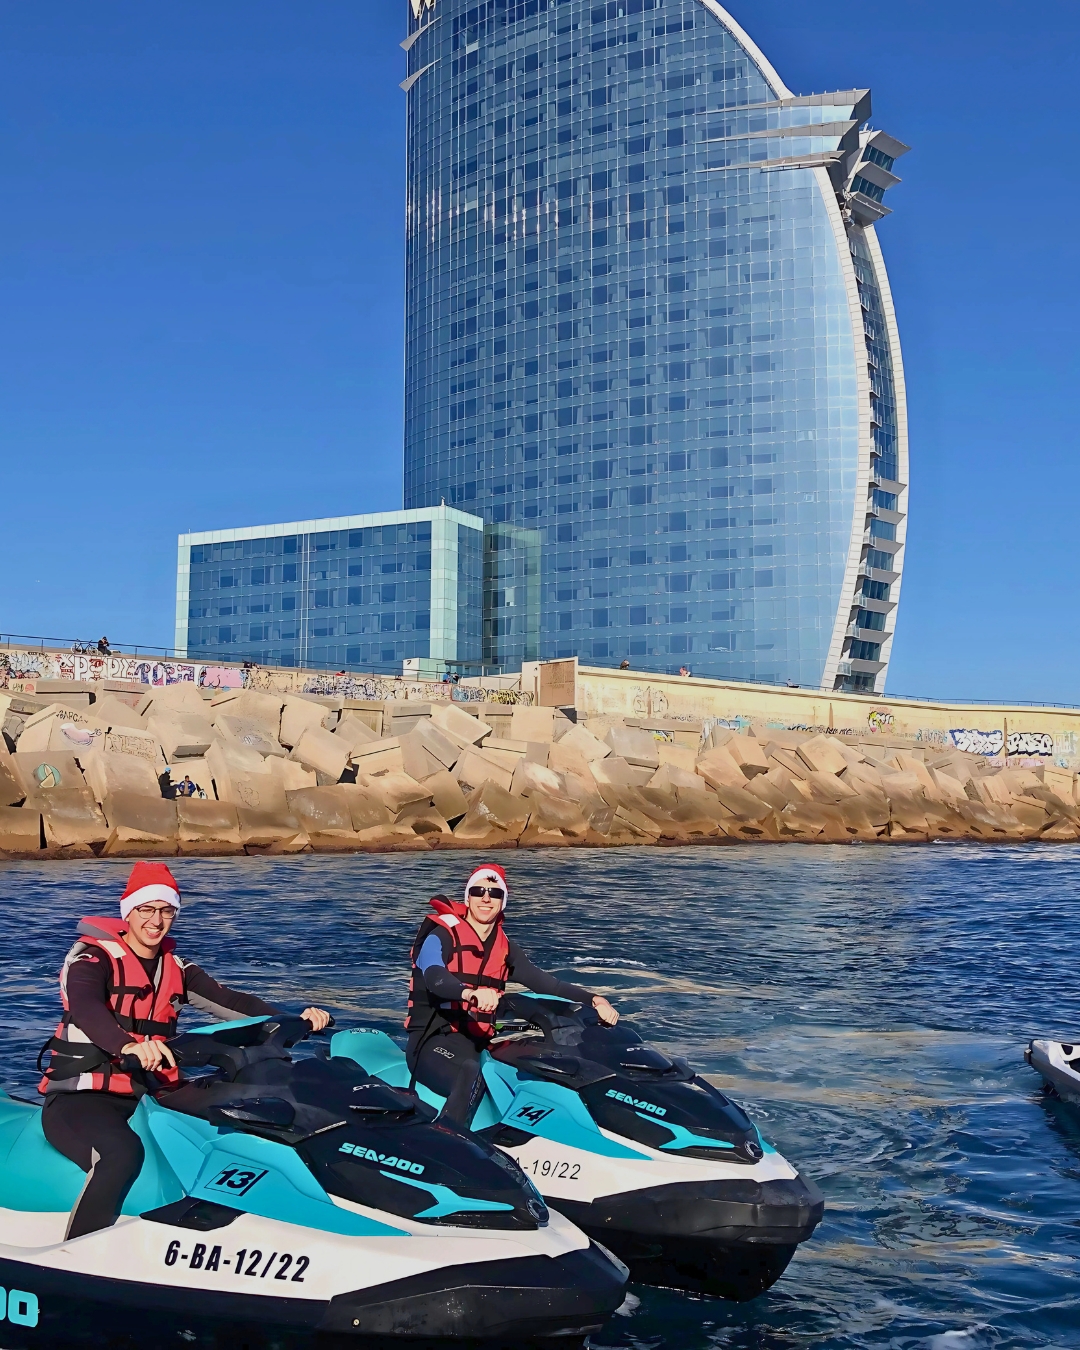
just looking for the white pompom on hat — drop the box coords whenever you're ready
[464,863,509,912]
[120,861,181,920]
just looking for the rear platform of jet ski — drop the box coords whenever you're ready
[1026,1039,1080,1106]
[0,1014,627,1348]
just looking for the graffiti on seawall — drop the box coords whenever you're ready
[867,709,894,732]
[0,647,532,705]
[950,728,1005,756]
[632,686,670,717]
[1006,731,1054,758]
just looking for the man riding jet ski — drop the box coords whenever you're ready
[336,867,824,1301]
[405,865,618,1125]
[36,860,331,1239]
[1026,1039,1080,1106]
[0,863,627,1346]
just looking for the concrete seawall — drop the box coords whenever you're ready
[0,649,1078,857]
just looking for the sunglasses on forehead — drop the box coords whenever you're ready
[468,885,506,901]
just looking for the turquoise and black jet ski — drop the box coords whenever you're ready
[0,1015,627,1348]
[336,995,824,1301]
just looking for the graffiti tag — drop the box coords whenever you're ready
[867,710,893,731]
[949,728,1005,756]
[1006,731,1053,758]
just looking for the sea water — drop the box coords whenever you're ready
[2,844,1079,1349]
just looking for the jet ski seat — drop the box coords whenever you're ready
[331,1030,447,1111]
[0,1089,185,1222]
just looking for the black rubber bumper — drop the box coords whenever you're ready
[550,1175,825,1299]
[554,1173,825,1245]
[318,1241,628,1340]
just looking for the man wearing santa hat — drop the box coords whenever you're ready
[38,861,331,1240]
[405,863,618,1124]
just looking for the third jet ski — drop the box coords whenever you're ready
[0,1014,627,1348]
[1026,1038,1080,1106]
[336,996,823,1301]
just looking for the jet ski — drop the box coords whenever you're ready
[0,1014,627,1348]
[1025,1039,1080,1106]
[336,995,824,1301]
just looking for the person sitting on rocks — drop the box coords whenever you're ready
[405,864,617,1125]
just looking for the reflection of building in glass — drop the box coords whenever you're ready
[483,523,542,668]
[176,507,484,673]
[401,0,909,691]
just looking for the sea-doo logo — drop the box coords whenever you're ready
[606,1089,667,1117]
[339,1142,425,1175]
[515,1103,554,1126]
[0,1289,38,1329]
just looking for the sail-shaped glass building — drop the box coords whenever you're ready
[401,0,908,691]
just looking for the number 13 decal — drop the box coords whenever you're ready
[207,1166,268,1196]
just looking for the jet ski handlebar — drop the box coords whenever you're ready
[120,1014,337,1081]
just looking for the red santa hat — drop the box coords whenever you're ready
[120,861,181,920]
[464,863,509,912]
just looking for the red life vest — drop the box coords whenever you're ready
[38,916,186,1097]
[406,896,511,1042]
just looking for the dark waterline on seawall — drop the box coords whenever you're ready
[2,845,1080,1349]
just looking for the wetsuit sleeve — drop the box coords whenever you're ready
[178,963,280,1021]
[65,953,134,1056]
[417,929,469,1002]
[505,938,595,1005]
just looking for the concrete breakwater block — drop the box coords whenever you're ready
[176,799,244,854]
[290,725,350,781]
[5,684,1080,859]
[31,790,110,848]
[0,753,24,807]
[146,711,214,760]
[0,805,42,853]
[83,749,162,803]
[101,793,178,857]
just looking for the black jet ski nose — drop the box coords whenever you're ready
[619,1046,675,1074]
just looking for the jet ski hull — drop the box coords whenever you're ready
[0,1244,623,1349]
[0,1015,628,1348]
[335,1010,824,1303]
[1026,1039,1080,1106]
[551,1174,824,1300]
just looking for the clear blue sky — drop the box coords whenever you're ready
[2,1,1076,703]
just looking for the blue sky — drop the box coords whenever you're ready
[1,1,1076,703]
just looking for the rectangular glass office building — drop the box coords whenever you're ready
[400,0,909,691]
[176,507,484,673]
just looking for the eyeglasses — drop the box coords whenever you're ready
[468,886,506,901]
[130,904,178,919]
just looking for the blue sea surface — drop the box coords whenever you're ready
[2,844,1079,1349]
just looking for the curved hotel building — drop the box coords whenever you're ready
[401,0,908,691]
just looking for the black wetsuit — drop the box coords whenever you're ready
[42,950,277,1239]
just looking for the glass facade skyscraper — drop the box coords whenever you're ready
[401,0,908,691]
[176,507,484,674]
